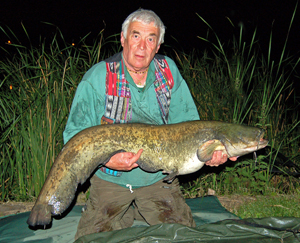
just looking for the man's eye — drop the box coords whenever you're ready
[133,34,139,38]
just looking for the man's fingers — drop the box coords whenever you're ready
[136,149,143,158]
[129,149,143,168]
[205,151,228,166]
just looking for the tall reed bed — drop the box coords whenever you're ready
[0,26,116,201]
[178,13,300,196]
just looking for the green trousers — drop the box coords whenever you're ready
[75,175,195,240]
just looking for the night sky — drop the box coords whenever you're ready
[0,0,299,59]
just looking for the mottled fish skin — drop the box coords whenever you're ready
[27,121,268,227]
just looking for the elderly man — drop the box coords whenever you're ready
[63,9,236,240]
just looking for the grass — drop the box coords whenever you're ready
[236,194,300,218]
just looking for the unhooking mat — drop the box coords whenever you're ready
[0,196,300,243]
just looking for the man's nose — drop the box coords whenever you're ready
[139,39,146,50]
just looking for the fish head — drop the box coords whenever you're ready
[197,123,268,162]
[219,124,268,157]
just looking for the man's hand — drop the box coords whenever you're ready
[205,151,238,167]
[105,149,143,171]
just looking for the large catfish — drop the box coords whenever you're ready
[27,121,268,227]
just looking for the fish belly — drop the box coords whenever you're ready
[178,154,205,175]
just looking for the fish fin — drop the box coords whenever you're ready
[163,171,178,183]
[137,159,160,173]
[102,149,127,165]
[197,140,226,162]
[27,203,52,227]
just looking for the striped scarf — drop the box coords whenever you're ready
[101,56,174,125]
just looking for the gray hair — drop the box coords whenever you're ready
[122,9,166,45]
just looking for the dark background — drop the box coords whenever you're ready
[0,0,299,59]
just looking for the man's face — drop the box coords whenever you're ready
[121,21,160,71]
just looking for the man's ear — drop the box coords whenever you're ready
[156,44,161,53]
[120,32,125,47]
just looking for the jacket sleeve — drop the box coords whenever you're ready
[166,57,200,124]
[63,63,106,144]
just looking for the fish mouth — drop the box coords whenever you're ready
[225,130,268,157]
[241,138,268,160]
[257,129,268,149]
[245,137,268,152]
[257,137,268,149]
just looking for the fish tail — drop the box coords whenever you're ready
[27,203,52,227]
